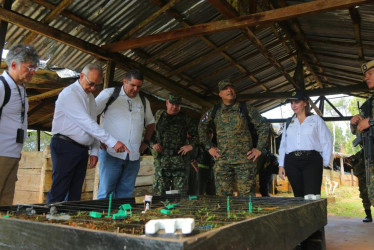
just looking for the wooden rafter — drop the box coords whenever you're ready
[119,0,181,41]
[238,82,367,100]
[23,0,74,44]
[208,0,298,91]
[349,7,364,60]
[102,0,372,51]
[0,7,213,108]
[143,0,267,93]
[29,0,101,32]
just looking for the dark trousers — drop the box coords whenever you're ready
[284,151,323,197]
[198,167,216,195]
[47,136,89,203]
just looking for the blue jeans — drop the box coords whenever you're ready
[97,150,140,199]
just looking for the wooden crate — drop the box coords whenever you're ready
[13,146,96,204]
[14,148,155,204]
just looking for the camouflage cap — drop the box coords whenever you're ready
[287,90,308,102]
[361,60,374,74]
[167,92,182,104]
[218,79,234,92]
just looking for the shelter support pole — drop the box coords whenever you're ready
[0,0,13,60]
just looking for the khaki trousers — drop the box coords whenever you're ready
[0,156,20,205]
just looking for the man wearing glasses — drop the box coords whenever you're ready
[47,63,128,203]
[95,69,155,199]
[0,44,40,205]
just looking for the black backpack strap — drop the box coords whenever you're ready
[211,103,220,121]
[0,76,11,120]
[239,101,258,148]
[101,86,121,114]
[139,92,146,114]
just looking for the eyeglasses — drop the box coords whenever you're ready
[84,74,96,87]
[24,65,39,72]
[127,100,132,112]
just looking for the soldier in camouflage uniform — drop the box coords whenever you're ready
[151,93,198,195]
[347,150,372,222]
[198,80,269,196]
[350,59,374,222]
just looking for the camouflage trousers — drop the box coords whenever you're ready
[353,150,371,209]
[367,163,374,208]
[213,161,256,196]
[152,155,188,195]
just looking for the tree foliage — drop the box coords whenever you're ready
[22,130,52,152]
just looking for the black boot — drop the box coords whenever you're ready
[363,209,372,223]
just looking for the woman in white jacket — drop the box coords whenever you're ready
[278,90,333,197]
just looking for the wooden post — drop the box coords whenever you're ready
[340,157,344,185]
[0,0,13,60]
[104,60,115,89]
[37,129,41,151]
[350,169,354,186]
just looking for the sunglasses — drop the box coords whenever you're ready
[84,74,96,87]
[24,65,39,72]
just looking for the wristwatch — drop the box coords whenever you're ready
[369,118,374,127]
[142,139,150,146]
[205,144,212,150]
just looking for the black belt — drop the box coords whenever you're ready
[289,150,318,157]
[54,134,88,149]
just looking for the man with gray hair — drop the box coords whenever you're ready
[47,63,128,203]
[0,44,40,205]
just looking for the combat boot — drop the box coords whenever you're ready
[363,209,372,223]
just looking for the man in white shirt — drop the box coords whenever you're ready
[47,64,128,203]
[96,69,155,199]
[0,44,40,205]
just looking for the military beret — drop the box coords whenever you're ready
[167,92,181,104]
[218,79,234,92]
[361,60,374,74]
[287,90,308,102]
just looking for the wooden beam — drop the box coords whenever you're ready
[102,0,373,51]
[28,87,64,102]
[23,0,74,44]
[0,7,213,108]
[238,82,368,100]
[0,0,12,60]
[29,0,101,32]
[349,7,364,60]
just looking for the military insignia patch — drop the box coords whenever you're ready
[201,112,209,122]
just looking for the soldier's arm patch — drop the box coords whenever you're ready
[201,112,209,122]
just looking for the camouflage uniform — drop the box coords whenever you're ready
[351,95,374,208]
[199,101,269,196]
[151,109,198,195]
[350,150,371,210]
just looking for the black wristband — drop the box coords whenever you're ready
[142,139,150,146]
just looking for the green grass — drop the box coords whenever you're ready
[275,185,366,218]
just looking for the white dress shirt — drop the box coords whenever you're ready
[278,114,333,166]
[0,71,28,158]
[96,87,155,161]
[51,80,117,156]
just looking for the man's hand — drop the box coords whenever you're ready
[89,155,98,169]
[178,145,193,156]
[152,143,163,153]
[247,148,261,162]
[208,147,221,160]
[278,166,286,180]
[357,118,370,132]
[350,114,363,126]
[113,141,130,153]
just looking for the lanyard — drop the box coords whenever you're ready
[15,83,26,125]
